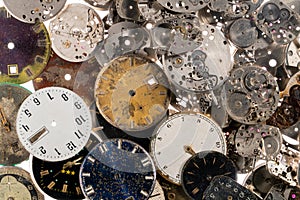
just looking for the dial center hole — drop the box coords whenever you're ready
[7,42,15,50]
[129,90,136,96]
[64,74,71,81]
[51,121,57,127]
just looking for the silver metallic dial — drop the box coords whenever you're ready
[49,3,104,62]
[3,0,66,23]
[151,113,226,184]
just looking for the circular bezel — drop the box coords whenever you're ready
[16,87,92,161]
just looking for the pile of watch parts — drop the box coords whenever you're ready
[0,0,300,199]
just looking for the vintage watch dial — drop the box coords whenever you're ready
[3,0,66,23]
[49,3,104,62]
[16,87,92,161]
[151,113,226,184]
[0,7,51,84]
[181,151,237,199]
[80,138,156,200]
[0,83,31,165]
[0,166,44,200]
[95,55,170,132]
[31,132,101,199]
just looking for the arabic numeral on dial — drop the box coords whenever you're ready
[61,93,69,101]
[24,109,32,117]
[167,123,171,128]
[66,141,77,151]
[33,98,40,105]
[47,92,54,100]
[22,125,30,132]
[74,102,82,109]
[74,130,83,139]
[54,148,61,155]
[176,173,180,179]
[216,142,221,148]
[75,115,86,125]
[210,128,215,132]
[39,146,46,154]
[28,185,33,190]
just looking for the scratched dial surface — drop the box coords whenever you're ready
[0,7,51,84]
[0,83,31,165]
[31,133,101,199]
[151,113,226,185]
[95,55,170,132]
[80,139,156,200]
[3,0,66,23]
[49,3,104,62]
[16,87,92,162]
[0,166,44,200]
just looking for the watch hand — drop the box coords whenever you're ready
[184,145,196,156]
[63,156,83,169]
[0,106,10,132]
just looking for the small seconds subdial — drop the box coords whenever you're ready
[16,87,92,161]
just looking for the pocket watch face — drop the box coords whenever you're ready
[0,7,51,84]
[95,55,170,132]
[181,151,237,199]
[151,113,226,184]
[16,87,92,161]
[31,132,101,199]
[0,83,31,165]
[80,138,156,200]
[0,166,44,200]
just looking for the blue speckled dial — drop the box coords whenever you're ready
[80,138,156,200]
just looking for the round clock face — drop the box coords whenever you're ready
[80,138,156,200]
[0,7,51,84]
[94,55,170,132]
[31,132,101,199]
[0,166,44,200]
[49,3,104,62]
[0,83,31,165]
[181,151,237,199]
[151,113,226,184]
[16,87,92,161]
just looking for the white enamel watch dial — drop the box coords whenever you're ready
[16,87,92,161]
[151,113,226,184]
